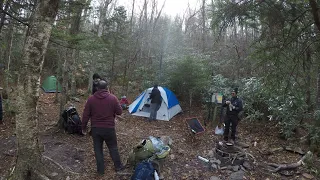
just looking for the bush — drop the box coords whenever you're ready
[306,110,320,155]
[167,56,210,102]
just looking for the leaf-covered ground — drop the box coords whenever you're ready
[0,92,318,180]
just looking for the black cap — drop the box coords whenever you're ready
[93,73,101,80]
[232,88,238,94]
[98,80,108,90]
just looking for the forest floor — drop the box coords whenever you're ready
[0,92,319,180]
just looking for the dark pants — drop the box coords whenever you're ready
[149,103,161,120]
[91,127,122,174]
[223,114,238,141]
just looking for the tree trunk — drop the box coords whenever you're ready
[97,0,112,37]
[0,0,9,34]
[305,47,312,112]
[201,0,206,53]
[309,0,320,109]
[5,22,14,95]
[13,0,59,179]
[69,0,85,96]
[58,50,70,129]
[70,49,77,96]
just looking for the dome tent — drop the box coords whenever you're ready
[41,76,62,93]
[128,86,182,121]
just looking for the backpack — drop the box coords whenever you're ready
[62,107,82,134]
[131,161,155,180]
[128,139,155,166]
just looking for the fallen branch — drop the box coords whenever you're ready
[284,146,305,155]
[245,152,256,164]
[260,147,284,155]
[267,151,312,172]
[33,170,50,180]
[42,155,80,175]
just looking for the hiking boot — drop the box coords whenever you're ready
[116,166,131,175]
[115,165,125,172]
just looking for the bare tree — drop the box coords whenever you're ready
[13,0,59,179]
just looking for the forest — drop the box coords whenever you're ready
[1,0,320,179]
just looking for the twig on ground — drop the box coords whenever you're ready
[245,152,256,164]
[42,155,80,175]
[267,151,312,172]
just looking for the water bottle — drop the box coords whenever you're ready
[154,170,159,180]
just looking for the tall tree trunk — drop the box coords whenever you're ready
[201,0,206,53]
[0,0,9,34]
[97,0,112,37]
[13,0,59,179]
[5,22,14,95]
[58,49,70,129]
[305,47,312,112]
[309,0,320,109]
[69,0,85,96]
[70,49,77,96]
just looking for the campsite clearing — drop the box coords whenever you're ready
[0,92,317,180]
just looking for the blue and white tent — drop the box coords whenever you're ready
[128,87,182,121]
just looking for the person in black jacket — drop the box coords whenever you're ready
[149,85,162,121]
[92,73,101,95]
[222,88,243,144]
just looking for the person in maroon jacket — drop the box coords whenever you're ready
[82,80,124,175]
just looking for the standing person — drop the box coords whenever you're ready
[82,80,124,175]
[92,73,101,95]
[149,84,162,121]
[222,88,243,145]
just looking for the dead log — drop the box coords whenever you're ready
[267,151,312,172]
[260,147,284,155]
[284,146,305,155]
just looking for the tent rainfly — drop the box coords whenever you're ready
[128,86,182,121]
[41,76,62,93]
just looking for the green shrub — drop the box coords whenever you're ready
[167,56,210,102]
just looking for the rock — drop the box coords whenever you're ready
[71,97,80,102]
[211,164,218,170]
[230,170,244,180]
[236,141,249,148]
[232,165,240,172]
[170,154,175,160]
[302,173,314,179]
[210,176,221,180]
[177,148,185,155]
[242,161,253,170]
[66,176,70,180]
[207,150,214,158]
[50,172,58,177]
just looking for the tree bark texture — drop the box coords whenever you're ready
[309,0,320,109]
[13,0,59,179]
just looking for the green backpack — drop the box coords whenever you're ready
[128,139,155,166]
